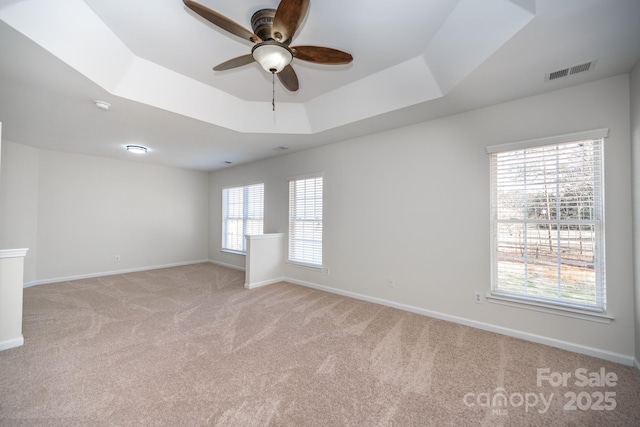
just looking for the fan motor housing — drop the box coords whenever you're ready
[251,9,289,43]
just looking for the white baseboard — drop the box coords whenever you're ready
[634,358,640,373]
[285,277,636,367]
[23,260,210,288]
[244,277,284,289]
[208,259,245,272]
[0,336,24,351]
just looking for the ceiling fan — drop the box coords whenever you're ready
[182,0,353,93]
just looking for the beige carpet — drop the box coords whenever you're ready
[1,263,639,426]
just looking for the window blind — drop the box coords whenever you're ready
[490,137,605,311]
[288,175,323,267]
[222,183,264,253]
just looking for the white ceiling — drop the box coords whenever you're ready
[1,0,639,171]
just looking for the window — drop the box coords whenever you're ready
[488,130,606,312]
[288,175,323,267]
[222,183,264,253]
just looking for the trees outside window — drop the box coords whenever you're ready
[490,136,605,311]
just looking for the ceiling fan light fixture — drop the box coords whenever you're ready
[126,145,148,154]
[252,41,293,73]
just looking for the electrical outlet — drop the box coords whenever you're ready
[323,267,330,275]
[387,278,394,288]
[114,255,121,262]
[474,291,483,304]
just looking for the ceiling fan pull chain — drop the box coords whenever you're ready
[272,71,276,111]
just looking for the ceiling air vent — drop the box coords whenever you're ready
[549,68,569,80]
[546,60,596,82]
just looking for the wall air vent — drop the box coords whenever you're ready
[546,60,596,82]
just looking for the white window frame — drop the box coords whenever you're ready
[288,173,323,268]
[486,129,609,319]
[221,183,264,254]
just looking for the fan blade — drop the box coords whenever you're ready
[183,0,261,43]
[277,65,299,92]
[272,0,309,43]
[213,54,255,71]
[292,46,353,65]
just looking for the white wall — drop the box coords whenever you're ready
[630,60,640,367]
[0,141,39,283]
[210,74,635,362]
[0,143,210,284]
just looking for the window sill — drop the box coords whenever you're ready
[486,294,614,324]
[221,249,246,256]
[286,261,323,271]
